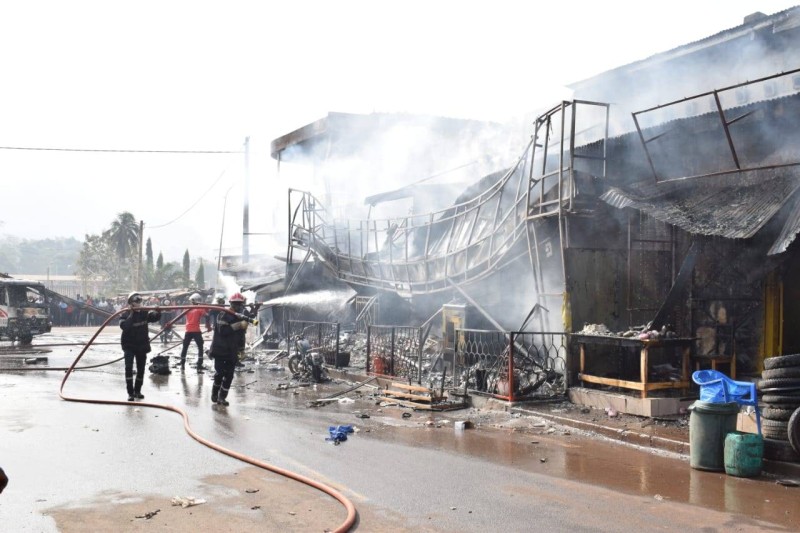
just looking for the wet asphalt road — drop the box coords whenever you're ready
[1,327,799,532]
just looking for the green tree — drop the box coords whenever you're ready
[151,261,183,289]
[195,260,205,289]
[156,252,164,270]
[103,212,139,261]
[102,212,139,289]
[0,236,82,275]
[76,234,118,294]
[145,238,154,274]
[182,250,191,287]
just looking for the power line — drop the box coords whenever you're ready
[148,167,232,229]
[0,146,242,154]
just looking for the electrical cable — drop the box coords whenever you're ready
[0,146,242,154]
[58,304,357,532]
[148,167,233,229]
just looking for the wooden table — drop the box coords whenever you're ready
[571,334,693,399]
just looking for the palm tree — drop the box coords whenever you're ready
[104,212,139,261]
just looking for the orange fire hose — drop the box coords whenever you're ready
[58,304,357,532]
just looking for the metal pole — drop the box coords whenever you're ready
[216,186,233,294]
[136,220,144,291]
[418,327,423,385]
[243,136,250,264]
[509,332,515,402]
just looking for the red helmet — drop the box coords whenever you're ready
[229,293,246,303]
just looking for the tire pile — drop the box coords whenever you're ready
[758,353,800,462]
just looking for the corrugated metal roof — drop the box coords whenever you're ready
[769,192,800,255]
[600,168,800,254]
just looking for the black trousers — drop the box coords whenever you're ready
[212,357,236,400]
[180,332,204,363]
[124,351,147,395]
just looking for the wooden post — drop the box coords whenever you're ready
[640,344,649,399]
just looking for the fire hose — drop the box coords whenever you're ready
[57,304,357,532]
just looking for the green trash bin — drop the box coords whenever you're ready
[689,400,739,471]
[724,431,763,477]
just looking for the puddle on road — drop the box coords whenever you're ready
[10,327,800,530]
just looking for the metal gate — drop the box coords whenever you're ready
[287,320,341,366]
[366,325,424,383]
[454,329,567,401]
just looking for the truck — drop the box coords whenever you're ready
[0,278,52,344]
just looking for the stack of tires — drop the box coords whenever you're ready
[758,354,800,461]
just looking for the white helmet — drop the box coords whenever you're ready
[189,293,202,303]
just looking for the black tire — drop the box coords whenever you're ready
[788,407,800,455]
[761,407,797,421]
[762,367,800,380]
[763,436,800,462]
[762,418,788,429]
[19,334,33,345]
[763,426,789,440]
[758,378,800,391]
[762,418,788,440]
[764,353,800,371]
[288,354,302,374]
[761,391,800,404]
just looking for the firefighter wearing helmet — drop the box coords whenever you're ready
[119,292,161,401]
[208,293,249,406]
[179,293,211,371]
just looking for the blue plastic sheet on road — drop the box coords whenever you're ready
[326,424,354,444]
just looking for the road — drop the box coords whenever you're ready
[0,327,798,532]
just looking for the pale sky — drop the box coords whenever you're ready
[1,1,797,263]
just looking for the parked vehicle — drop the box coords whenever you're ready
[0,279,52,344]
[288,335,326,383]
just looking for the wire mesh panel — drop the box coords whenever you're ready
[354,295,379,334]
[366,325,423,383]
[287,320,341,366]
[454,329,567,401]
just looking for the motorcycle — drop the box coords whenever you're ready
[288,336,326,383]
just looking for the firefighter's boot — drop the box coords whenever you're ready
[211,384,220,404]
[217,388,229,406]
[134,377,144,400]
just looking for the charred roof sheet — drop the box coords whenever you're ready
[600,166,800,254]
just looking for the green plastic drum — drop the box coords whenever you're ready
[689,401,739,471]
[724,431,763,477]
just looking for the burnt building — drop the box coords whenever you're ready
[272,7,800,412]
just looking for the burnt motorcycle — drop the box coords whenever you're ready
[288,336,326,383]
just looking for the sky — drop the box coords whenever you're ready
[0,0,797,265]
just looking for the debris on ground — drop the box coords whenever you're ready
[171,496,207,508]
[326,425,354,444]
[135,509,161,519]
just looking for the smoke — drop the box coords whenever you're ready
[279,113,518,221]
[217,273,242,299]
[575,17,790,138]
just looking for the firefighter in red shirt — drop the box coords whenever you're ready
[179,293,211,371]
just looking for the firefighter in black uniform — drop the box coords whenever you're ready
[119,292,161,401]
[209,292,249,406]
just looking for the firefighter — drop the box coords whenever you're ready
[119,292,161,401]
[0,466,8,494]
[179,293,211,371]
[209,293,249,406]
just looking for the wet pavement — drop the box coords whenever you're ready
[1,327,799,532]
